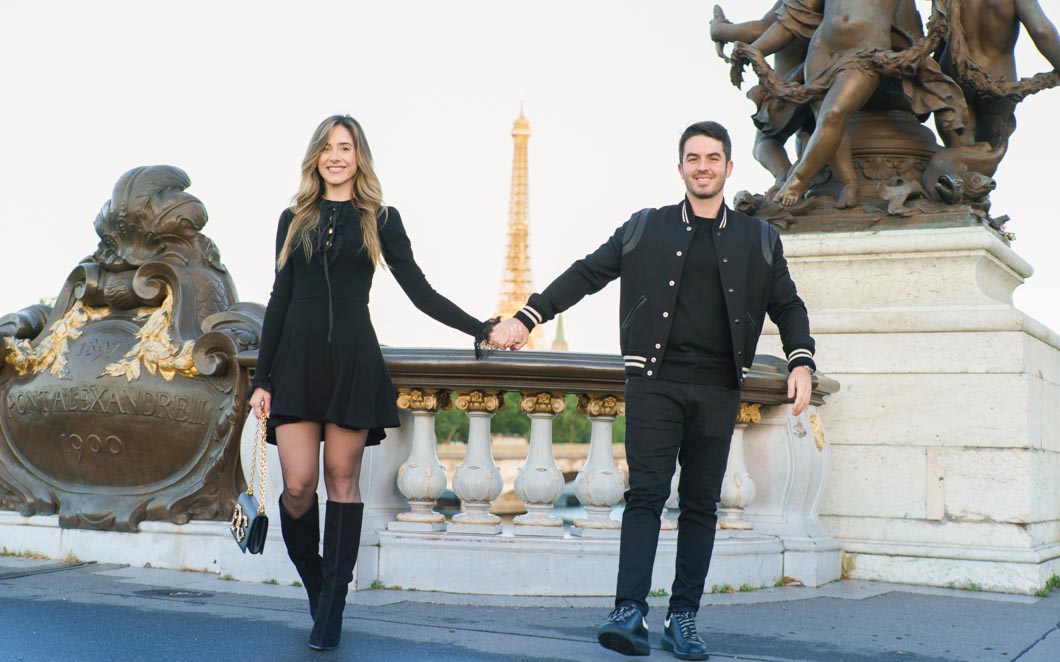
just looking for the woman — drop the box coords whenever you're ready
[249,115,493,651]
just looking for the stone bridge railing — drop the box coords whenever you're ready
[324,348,842,595]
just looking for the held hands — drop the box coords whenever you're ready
[249,387,271,419]
[787,365,812,417]
[489,317,530,350]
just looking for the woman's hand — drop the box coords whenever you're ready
[249,388,271,419]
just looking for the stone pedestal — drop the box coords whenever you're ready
[757,224,1060,594]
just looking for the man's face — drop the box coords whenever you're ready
[678,135,732,200]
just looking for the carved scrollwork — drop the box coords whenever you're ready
[576,393,625,417]
[396,388,452,412]
[520,391,566,415]
[737,402,763,425]
[192,302,266,378]
[0,304,52,340]
[454,389,505,413]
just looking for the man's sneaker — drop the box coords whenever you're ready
[597,604,651,656]
[661,611,709,660]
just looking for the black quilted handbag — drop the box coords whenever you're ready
[230,413,269,554]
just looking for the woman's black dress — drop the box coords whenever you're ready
[251,200,483,446]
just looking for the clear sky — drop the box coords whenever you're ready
[2,1,1058,355]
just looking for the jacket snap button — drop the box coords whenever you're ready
[722,258,728,263]
[647,370,653,376]
[651,357,657,363]
[716,232,721,237]
[662,312,669,318]
[655,343,661,349]
[676,251,682,257]
[686,226,692,232]
[735,319,740,324]
[728,288,734,293]
[669,280,675,286]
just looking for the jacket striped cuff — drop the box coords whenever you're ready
[786,348,816,374]
[513,305,541,331]
[624,354,647,369]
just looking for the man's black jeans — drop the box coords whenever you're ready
[615,376,741,616]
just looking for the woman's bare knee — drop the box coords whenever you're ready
[321,425,367,502]
[275,421,322,516]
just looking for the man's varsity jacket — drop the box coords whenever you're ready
[513,198,815,387]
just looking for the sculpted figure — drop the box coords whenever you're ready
[937,0,1060,155]
[731,0,968,209]
[710,3,813,199]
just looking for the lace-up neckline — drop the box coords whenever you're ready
[316,200,353,342]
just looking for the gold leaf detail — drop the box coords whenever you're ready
[737,402,762,425]
[454,390,504,413]
[520,392,566,414]
[576,393,625,417]
[396,388,452,412]
[3,301,110,379]
[810,414,826,450]
[101,285,199,382]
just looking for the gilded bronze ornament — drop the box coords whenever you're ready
[809,413,826,450]
[576,393,625,417]
[520,391,566,415]
[396,387,452,412]
[0,165,263,531]
[737,402,763,425]
[454,389,505,413]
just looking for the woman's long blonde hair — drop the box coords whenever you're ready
[277,115,387,269]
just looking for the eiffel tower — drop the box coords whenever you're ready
[496,104,543,348]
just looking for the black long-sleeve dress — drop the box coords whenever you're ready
[251,200,484,446]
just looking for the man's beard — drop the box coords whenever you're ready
[686,179,723,200]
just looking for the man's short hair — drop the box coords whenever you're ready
[679,121,732,163]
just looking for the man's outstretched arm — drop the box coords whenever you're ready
[492,222,626,350]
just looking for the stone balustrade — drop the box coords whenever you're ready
[350,348,841,595]
[0,346,842,594]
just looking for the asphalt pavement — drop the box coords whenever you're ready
[2,555,1059,661]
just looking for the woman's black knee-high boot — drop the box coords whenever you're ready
[279,497,323,620]
[308,501,363,651]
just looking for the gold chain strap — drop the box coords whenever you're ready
[247,413,269,515]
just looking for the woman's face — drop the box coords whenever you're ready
[317,124,358,199]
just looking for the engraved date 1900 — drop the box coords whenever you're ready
[63,433,123,464]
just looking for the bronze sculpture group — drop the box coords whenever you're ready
[711,0,1060,227]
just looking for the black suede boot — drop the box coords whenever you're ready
[308,501,363,651]
[280,497,323,620]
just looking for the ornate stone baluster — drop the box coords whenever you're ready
[718,403,761,530]
[448,389,505,535]
[513,392,566,537]
[571,393,625,538]
[388,388,451,532]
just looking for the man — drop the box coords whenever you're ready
[491,122,815,660]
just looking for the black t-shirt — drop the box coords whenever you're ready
[658,208,738,387]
